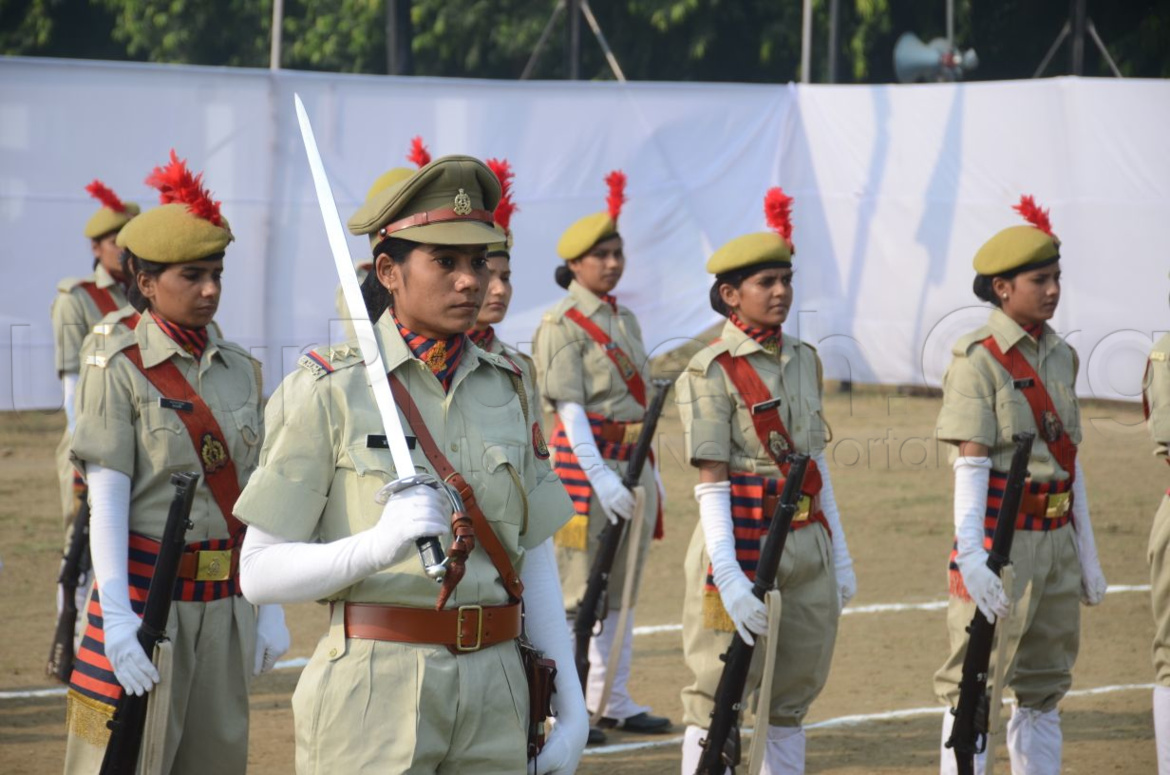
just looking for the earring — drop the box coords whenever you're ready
[1001,294,1008,300]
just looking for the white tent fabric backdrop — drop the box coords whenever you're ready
[2,57,1167,411]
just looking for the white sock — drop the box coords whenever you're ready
[586,608,650,719]
[681,725,715,775]
[939,710,988,775]
[1155,686,1170,775]
[1006,707,1061,775]
[762,725,805,775]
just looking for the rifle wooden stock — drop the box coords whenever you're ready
[695,454,811,775]
[573,379,672,692]
[99,471,200,775]
[946,432,1036,775]
[47,490,92,683]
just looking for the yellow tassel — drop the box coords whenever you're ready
[703,589,736,632]
[66,690,114,747]
[555,514,590,551]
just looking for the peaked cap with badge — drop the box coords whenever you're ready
[556,170,627,260]
[348,154,502,248]
[973,195,1061,277]
[83,180,140,239]
[707,187,796,276]
[117,150,233,264]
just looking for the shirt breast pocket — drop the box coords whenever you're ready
[470,443,527,542]
[139,400,193,465]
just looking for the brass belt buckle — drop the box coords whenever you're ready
[456,605,484,651]
[792,495,811,523]
[1045,492,1071,518]
[195,550,232,581]
[622,423,643,445]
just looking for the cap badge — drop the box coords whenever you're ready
[453,188,472,216]
[767,430,791,463]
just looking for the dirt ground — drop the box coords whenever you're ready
[0,388,1160,773]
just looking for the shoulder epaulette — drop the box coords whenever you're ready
[1151,333,1170,361]
[687,340,732,375]
[782,332,817,354]
[56,276,87,294]
[83,310,139,369]
[543,296,578,324]
[297,343,363,380]
[951,326,993,357]
[480,347,523,376]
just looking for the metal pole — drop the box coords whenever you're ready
[827,0,839,83]
[567,0,581,80]
[1070,0,1086,75]
[1033,21,1070,78]
[386,0,414,75]
[580,0,626,81]
[269,0,283,70]
[1087,20,1123,77]
[946,0,954,49]
[800,0,812,83]
[521,1,565,80]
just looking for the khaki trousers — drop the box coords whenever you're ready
[1150,494,1170,686]
[63,595,256,775]
[934,524,1081,713]
[680,521,839,729]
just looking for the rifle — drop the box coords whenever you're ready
[695,453,811,775]
[100,471,200,775]
[47,489,92,682]
[945,432,1035,775]
[573,378,673,692]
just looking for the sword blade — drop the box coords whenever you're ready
[293,93,416,478]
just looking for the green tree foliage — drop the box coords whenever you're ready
[1,0,1166,82]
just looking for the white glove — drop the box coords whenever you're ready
[653,464,666,509]
[558,401,636,524]
[1071,460,1107,606]
[370,482,452,568]
[252,604,290,676]
[953,457,1010,623]
[62,372,79,433]
[696,481,768,645]
[813,452,855,608]
[86,464,159,695]
[523,539,588,775]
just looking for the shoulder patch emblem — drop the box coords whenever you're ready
[200,432,229,473]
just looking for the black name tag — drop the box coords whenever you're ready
[751,398,783,414]
[158,397,194,412]
[367,434,416,450]
[1012,378,1035,389]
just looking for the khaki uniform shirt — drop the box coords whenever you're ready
[70,309,263,540]
[1147,333,1170,459]
[936,308,1082,481]
[51,265,129,375]
[483,335,542,423]
[676,318,828,472]
[233,313,574,608]
[534,280,650,421]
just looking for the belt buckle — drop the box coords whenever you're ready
[195,550,232,581]
[622,423,643,445]
[1045,492,1071,518]
[456,605,484,651]
[792,495,811,523]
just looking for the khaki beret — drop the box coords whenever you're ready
[973,224,1060,276]
[365,167,414,201]
[557,212,616,260]
[706,232,793,275]
[116,203,233,264]
[84,202,140,239]
[348,155,501,248]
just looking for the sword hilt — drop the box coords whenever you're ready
[377,474,450,582]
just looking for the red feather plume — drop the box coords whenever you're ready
[85,180,127,213]
[764,187,794,247]
[604,170,627,223]
[144,149,224,227]
[1013,194,1054,236]
[407,136,431,168]
[486,158,518,232]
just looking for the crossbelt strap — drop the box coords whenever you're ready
[121,346,246,540]
[387,374,525,601]
[563,307,647,407]
[79,281,120,316]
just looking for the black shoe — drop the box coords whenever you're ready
[597,711,673,734]
[587,726,608,746]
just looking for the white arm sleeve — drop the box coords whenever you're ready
[239,525,387,605]
[695,481,742,591]
[952,456,993,573]
[557,401,608,483]
[813,451,850,566]
[62,372,79,433]
[87,464,134,624]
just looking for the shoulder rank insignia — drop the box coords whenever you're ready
[298,351,335,379]
[1153,351,1169,362]
[85,354,110,369]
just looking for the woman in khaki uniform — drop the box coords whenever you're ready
[234,155,588,774]
[533,170,668,737]
[934,197,1107,775]
[65,153,289,774]
[1145,331,1170,773]
[676,187,855,774]
[51,182,137,535]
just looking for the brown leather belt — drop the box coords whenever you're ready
[342,601,522,653]
[1017,490,1071,520]
[761,493,820,526]
[176,547,239,582]
[597,420,643,445]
